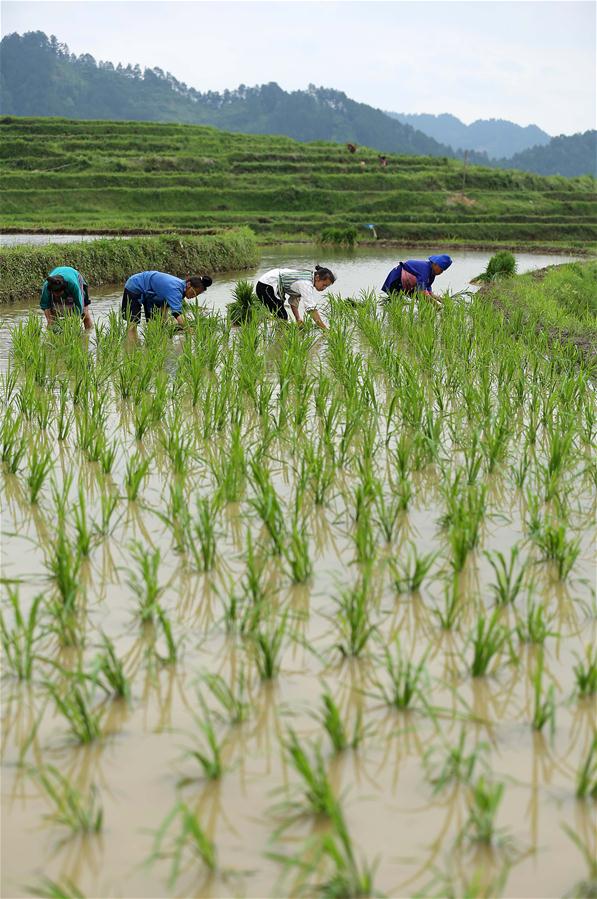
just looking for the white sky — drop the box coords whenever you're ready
[2,0,595,135]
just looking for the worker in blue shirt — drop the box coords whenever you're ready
[40,266,93,330]
[381,254,452,306]
[122,270,213,330]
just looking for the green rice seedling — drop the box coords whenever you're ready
[333,577,376,658]
[190,496,217,572]
[425,729,489,792]
[155,604,178,665]
[241,529,268,607]
[27,877,85,899]
[391,543,438,593]
[512,450,531,490]
[374,640,428,710]
[249,459,286,555]
[35,391,53,431]
[96,487,120,537]
[531,521,581,581]
[0,589,43,681]
[373,484,401,543]
[463,431,484,486]
[203,670,249,725]
[313,802,377,898]
[89,633,131,702]
[211,424,246,504]
[469,609,507,677]
[124,452,151,502]
[132,393,155,441]
[573,646,597,697]
[286,729,339,818]
[562,824,597,899]
[353,504,377,566]
[318,690,363,753]
[576,736,597,799]
[72,486,93,557]
[531,648,556,732]
[127,543,163,622]
[47,529,81,608]
[484,545,528,606]
[56,385,73,443]
[304,440,336,507]
[393,473,413,512]
[228,278,261,325]
[434,575,463,630]
[1,411,27,474]
[462,776,505,845]
[151,801,216,886]
[47,683,103,744]
[34,764,103,834]
[515,599,556,645]
[284,517,313,584]
[253,614,288,680]
[185,698,224,781]
[481,412,511,473]
[98,436,117,474]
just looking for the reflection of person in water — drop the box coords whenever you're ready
[381,254,453,307]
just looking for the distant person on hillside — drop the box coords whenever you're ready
[40,266,93,330]
[378,155,388,168]
[121,270,213,331]
[346,143,357,154]
[254,265,336,330]
[381,254,452,307]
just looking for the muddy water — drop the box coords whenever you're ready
[1,280,595,899]
[0,246,581,374]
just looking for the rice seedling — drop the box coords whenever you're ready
[190,496,218,572]
[95,487,120,537]
[285,729,339,818]
[34,765,103,834]
[461,776,505,845]
[561,824,597,899]
[151,801,217,886]
[469,610,508,677]
[425,729,489,792]
[154,605,178,665]
[434,575,463,630]
[28,877,86,899]
[531,648,556,732]
[210,424,247,504]
[0,589,43,681]
[203,671,249,725]
[89,634,131,702]
[353,504,377,566]
[284,517,313,583]
[308,802,378,898]
[318,690,363,753]
[575,736,597,800]
[373,483,401,543]
[1,411,27,474]
[185,699,224,780]
[72,486,93,557]
[531,521,581,580]
[47,683,103,744]
[46,529,81,608]
[253,614,288,680]
[515,599,556,645]
[484,545,527,606]
[124,451,151,502]
[127,542,163,622]
[573,646,597,697]
[374,640,429,710]
[333,577,376,658]
[249,459,286,556]
[391,544,438,593]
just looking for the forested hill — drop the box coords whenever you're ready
[494,131,597,178]
[0,31,453,158]
[385,112,551,159]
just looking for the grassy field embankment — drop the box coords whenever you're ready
[0,229,258,304]
[1,117,595,249]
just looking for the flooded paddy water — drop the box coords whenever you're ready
[1,245,595,898]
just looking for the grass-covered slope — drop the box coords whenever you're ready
[1,117,595,248]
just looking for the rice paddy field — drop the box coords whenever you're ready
[1,116,596,249]
[1,254,596,899]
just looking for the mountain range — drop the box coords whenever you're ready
[1,31,595,178]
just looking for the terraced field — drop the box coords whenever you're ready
[1,117,595,247]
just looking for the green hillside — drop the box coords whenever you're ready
[1,117,595,249]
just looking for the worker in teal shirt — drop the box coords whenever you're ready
[122,270,213,331]
[40,266,93,330]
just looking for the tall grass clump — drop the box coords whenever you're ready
[472,251,517,283]
[227,279,261,325]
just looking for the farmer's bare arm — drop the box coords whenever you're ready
[309,309,328,331]
[44,309,55,327]
[290,304,303,324]
[83,308,93,330]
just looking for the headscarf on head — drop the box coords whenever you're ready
[428,254,452,271]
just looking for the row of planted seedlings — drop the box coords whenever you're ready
[1,290,596,899]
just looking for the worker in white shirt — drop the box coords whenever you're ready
[254,265,336,331]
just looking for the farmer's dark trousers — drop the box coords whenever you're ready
[122,289,170,324]
[256,281,288,321]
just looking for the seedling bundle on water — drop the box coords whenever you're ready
[0,262,595,898]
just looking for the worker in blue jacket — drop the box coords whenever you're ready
[381,254,452,306]
[122,270,213,330]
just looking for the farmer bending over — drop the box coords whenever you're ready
[255,265,336,331]
[381,254,452,307]
[40,266,93,330]
[122,271,213,331]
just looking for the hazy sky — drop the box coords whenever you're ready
[2,1,595,135]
